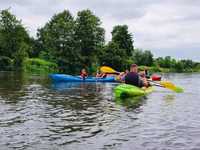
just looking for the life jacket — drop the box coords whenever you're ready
[80,72,88,79]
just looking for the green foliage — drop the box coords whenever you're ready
[99,25,134,71]
[28,38,43,58]
[155,56,174,68]
[99,42,127,71]
[0,9,31,69]
[154,56,198,72]
[37,10,81,73]
[13,42,29,68]
[75,9,105,68]
[133,49,154,66]
[0,8,199,74]
[23,58,58,74]
[112,25,134,56]
[0,56,13,71]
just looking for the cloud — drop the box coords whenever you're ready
[0,0,199,60]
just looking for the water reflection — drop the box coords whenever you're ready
[1,72,200,150]
[163,94,175,105]
[115,96,148,110]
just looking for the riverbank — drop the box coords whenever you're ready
[23,58,200,74]
[139,65,200,74]
[1,57,199,74]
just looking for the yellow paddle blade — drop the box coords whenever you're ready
[100,66,117,73]
[160,81,184,93]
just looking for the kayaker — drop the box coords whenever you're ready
[118,69,129,82]
[139,70,146,78]
[125,64,149,87]
[144,67,150,79]
[96,70,107,78]
[80,68,88,80]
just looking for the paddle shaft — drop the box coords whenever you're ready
[148,80,164,88]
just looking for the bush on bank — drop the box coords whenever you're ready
[23,58,58,74]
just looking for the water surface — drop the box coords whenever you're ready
[0,72,199,150]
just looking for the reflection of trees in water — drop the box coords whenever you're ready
[0,71,49,104]
[50,82,148,111]
[0,71,27,103]
[163,94,175,105]
[44,82,120,138]
[49,82,108,110]
[115,96,148,110]
[51,82,106,97]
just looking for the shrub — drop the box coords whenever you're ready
[23,58,58,74]
[0,56,13,71]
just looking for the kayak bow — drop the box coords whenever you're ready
[114,84,153,98]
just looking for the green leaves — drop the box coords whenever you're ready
[0,8,198,74]
[0,9,30,69]
[37,9,105,73]
[133,49,154,66]
[154,56,197,72]
[99,25,134,71]
[112,25,134,56]
[37,10,79,73]
[75,10,105,68]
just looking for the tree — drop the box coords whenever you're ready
[174,61,184,72]
[75,9,105,69]
[0,56,12,71]
[28,38,43,58]
[155,56,172,68]
[111,25,134,56]
[99,42,129,71]
[37,10,80,73]
[0,9,30,68]
[14,42,29,67]
[132,49,153,66]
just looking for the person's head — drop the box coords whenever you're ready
[81,68,87,74]
[139,70,145,77]
[130,64,138,73]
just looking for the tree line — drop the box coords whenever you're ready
[0,9,199,73]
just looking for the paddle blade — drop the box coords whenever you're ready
[100,66,118,73]
[174,86,184,93]
[160,81,184,93]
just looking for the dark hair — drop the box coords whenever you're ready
[131,64,137,67]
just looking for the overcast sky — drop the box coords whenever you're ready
[1,0,200,61]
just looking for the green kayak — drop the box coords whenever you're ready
[114,84,153,98]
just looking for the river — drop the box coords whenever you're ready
[0,72,199,150]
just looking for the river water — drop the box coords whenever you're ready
[0,72,199,150]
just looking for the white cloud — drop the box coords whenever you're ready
[0,0,199,60]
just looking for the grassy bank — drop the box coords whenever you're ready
[138,65,200,73]
[23,58,58,74]
[2,57,198,74]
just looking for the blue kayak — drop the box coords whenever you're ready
[49,74,116,82]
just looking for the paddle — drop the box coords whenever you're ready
[100,66,120,74]
[100,66,183,93]
[148,80,184,93]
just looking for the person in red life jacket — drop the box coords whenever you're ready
[80,68,88,80]
[125,64,149,87]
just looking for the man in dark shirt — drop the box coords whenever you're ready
[125,64,147,87]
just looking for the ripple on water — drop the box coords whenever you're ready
[0,73,200,149]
